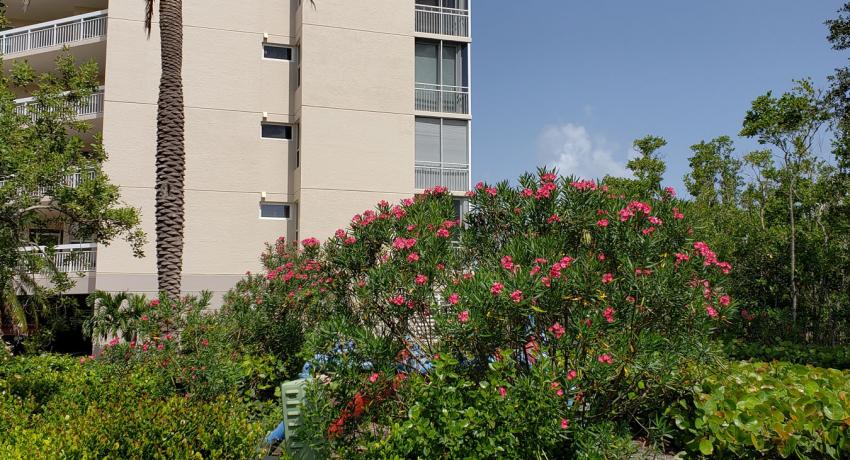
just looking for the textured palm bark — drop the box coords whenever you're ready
[152,0,185,298]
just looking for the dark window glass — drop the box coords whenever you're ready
[260,203,290,219]
[261,123,292,139]
[263,44,292,60]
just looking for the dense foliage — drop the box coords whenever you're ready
[668,361,850,458]
[0,354,268,458]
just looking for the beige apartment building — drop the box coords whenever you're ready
[3,0,472,301]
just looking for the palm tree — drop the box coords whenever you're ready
[145,0,185,298]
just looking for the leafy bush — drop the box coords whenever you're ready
[668,361,850,458]
[246,170,733,455]
[726,339,850,370]
[0,354,269,458]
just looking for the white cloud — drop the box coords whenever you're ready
[537,123,631,180]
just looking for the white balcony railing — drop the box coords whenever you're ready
[415,162,470,191]
[20,243,97,273]
[415,83,469,114]
[0,10,108,56]
[415,4,469,37]
[14,87,105,121]
[0,169,96,197]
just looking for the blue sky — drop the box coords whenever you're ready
[471,1,847,194]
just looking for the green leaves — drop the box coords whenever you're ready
[673,361,850,458]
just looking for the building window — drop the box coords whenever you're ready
[415,117,469,166]
[261,122,292,140]
[29,229,63,247]
[260,203,291,219]
[263,44,293,60]
[415,40,468,89]
[296,122,301,168]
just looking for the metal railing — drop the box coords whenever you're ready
[415,83,469,114]
[14,87,105,121]
[0,169,96,197]
[20,243,97,273]
[0,10,108,56]
[415,162,470,191]
[415,4,469,37]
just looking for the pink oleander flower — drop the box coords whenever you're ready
[510,290,523,303]
[141,315,149,321]
[415,274,429,285]
[706,306,719,318]
[597,252,606,261]
[458,310,470,323]
[335,229,346,239]
[302,237,320,248]
[648,216,663,225]
[556,389,564,396]
[597,218,609,227]
[626,295,636,303]
[567,369,577,380]
[436,228,450,238]
[448,293,460,305]
[149,299,160,307]
[491,282,504,296]
[598,354,613,364]
[498,387,507,398]
[521,188,534,197]
[561,419,570,429]
[548,322,565,339]
[541,276,551,287]
[618,208,635,222]
[674,252,690,266]
[547,214,562,224]
[672,207,684,220]
[344,236,357,245]
[389,295,406,306]
[719,294,731,306]
[664,186,676,197]
[407,252,420,263]
[500,255,515,271]
[602,273,614,284]
[541,173,557,182]
[642,226,657,235]
[369,373,379,383]
[603,307,616,323]
[201,338,209,347]
[486,187,498,197]
[530,265,541,276]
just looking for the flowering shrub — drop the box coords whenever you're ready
[248,169,732,455]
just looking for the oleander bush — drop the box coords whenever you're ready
[668,361,850,458]
[0,354,269,458]
[246,169,734,456]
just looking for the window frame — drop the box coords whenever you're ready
[262,43,295,61]
[259,202,292,220]
[261,122,293,140]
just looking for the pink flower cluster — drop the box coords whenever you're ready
[693,241,732,274]
[548,322,565,339]
[602,307,616,323]
[393,237,417,251]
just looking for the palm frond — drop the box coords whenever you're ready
[144,0,154,37]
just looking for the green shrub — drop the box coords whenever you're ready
[0,354,270,459]
[668,361,850,458]
[245,170,732,456]
[727,339,850,370]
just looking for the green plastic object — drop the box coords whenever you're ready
[280,379,315,460]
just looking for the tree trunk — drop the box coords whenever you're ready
[154,0,185,298]
[787,154,798,329]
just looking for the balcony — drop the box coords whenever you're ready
[14,87,105,121]
[415,4,470,38]
[415,162,470,192]
[0,11,108,56]
[0,170,96,198]
[415,83,469,114]
[21,243,97,274]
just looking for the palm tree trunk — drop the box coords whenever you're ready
[154,0,185,298]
